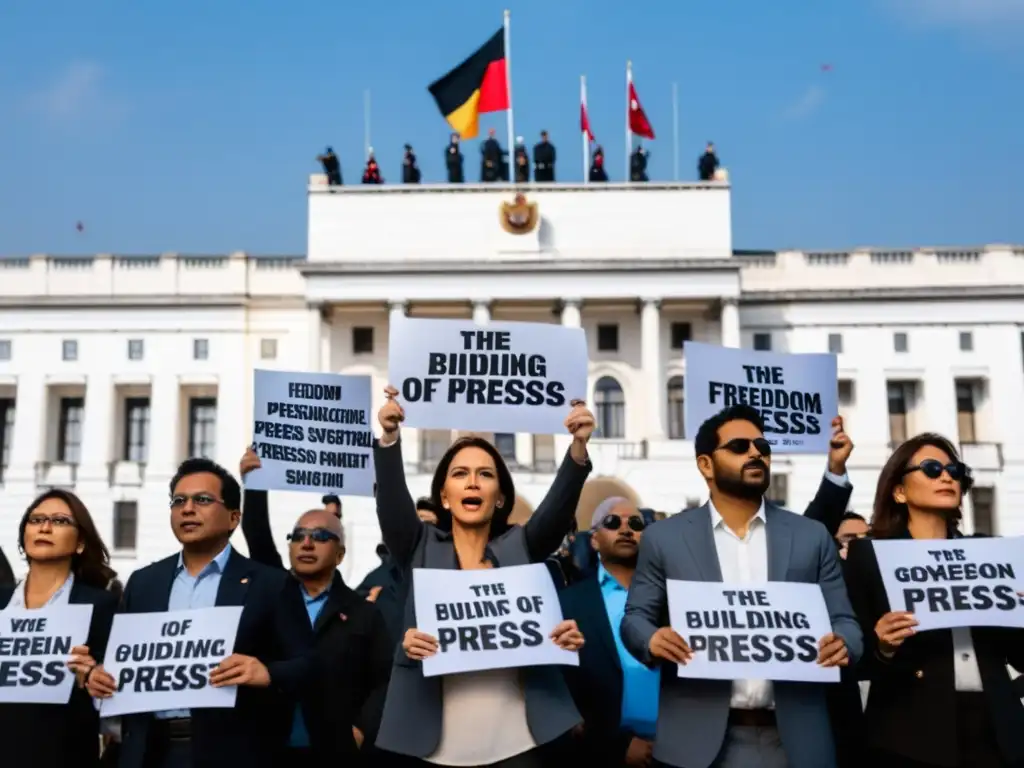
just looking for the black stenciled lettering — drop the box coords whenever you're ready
[116,662,217,693]
[265,401,368,425]
[8,617,47,633]
[686,634,818,664]
[706,380,823,437]
[894,561,1016,583]
[286,469,345,489]
[0,659,67,688]
[113,638,227,664]
[436,621,544,653]
[287,382,342,402]
[434,599,511,622]
[683,608,810,631]
[903,584,1019,613]
[253,421,305,443]
[0,635,72,658]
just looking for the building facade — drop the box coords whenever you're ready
[0,179,1021,583]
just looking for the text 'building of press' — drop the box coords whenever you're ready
[0,174,1022,582]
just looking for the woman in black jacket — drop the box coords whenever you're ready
[845,433,1024,767]
[0,489,118,768]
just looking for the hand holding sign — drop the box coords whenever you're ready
[209,654,270,688]
[816,633,849,667]
[875,611,918,657]
[827,416,854,476]
[379,386,406,446]
[240,445,261,477]
[550,619,584,651]
[403,629,439,661]
[565,399,595,443]
[68,644,97,687]
[649,626,694,665]
[85,665,117,699]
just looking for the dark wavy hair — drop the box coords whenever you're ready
[872,433,969,540]
[18,489,116,589]
[429,437,516,539]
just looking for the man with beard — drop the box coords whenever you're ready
[621,404,863,768]
[560,496,659,767]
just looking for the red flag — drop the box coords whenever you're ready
[581,102,593,142]
[628,81,654,139]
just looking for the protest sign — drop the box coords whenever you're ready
[388,316,588,435]
[667,581,838,683]
[0,605,93,704]
[100,606,243,717]
[873,537,1024,631]
[413,564,578,677]
[683,342,837,454]
[246,370,374,496]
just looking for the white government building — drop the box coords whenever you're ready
[0,178,1021,583]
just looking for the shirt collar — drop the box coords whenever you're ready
[300,583,331,603]
[175,542,233,575]
[708,499,766,531]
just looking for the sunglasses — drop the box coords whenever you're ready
[25,515,77,528]
[600,514,646,533]
[715,437,773,457]
[287,527,341,544]
[903,459,973,492]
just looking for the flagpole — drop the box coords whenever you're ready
[503,9,515,165]
[581,75,590,183]
[625,60,633,182]
[672,82,679,181]
[364,89,372,157]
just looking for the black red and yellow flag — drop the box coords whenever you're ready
[428,28,509,140]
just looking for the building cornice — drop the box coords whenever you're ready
[300,258,742,276]
[741,285,1024,304]
[0,295,307,310]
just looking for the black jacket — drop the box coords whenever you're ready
[242,489,392,762]
[844,534,1024,766]
[0,546,14,586]
[0,580,117,768]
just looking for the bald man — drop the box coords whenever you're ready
[238,447,391,765]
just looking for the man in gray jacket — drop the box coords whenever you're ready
[621,404,863,768]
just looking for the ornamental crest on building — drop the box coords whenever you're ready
[499,193,539,235]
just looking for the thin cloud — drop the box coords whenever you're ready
[25,61,124,123]
[781,85,826,121]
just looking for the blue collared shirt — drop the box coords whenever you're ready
[155,543,233,720]
[288,585,330,747]
[598,563,660,739]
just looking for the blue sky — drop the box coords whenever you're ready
[1,0,1021,255]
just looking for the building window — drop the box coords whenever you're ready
[972,487,995,535]
[828,333,843,354]
[667,375,685,439]
[124,397,151,462]
[193,338,209,360]
[767,474,788,507]
[419,430,451,468]
[887,381,911,445]
[0,340,10,361]
[596,324,619,352]
[113,501,138,551]
[494,433,517,464]
[62,340,78,362]
[188,398,217,458]
[127,339,144,361]
[955,380,977,444]
[352,327,374,354]
[532,434,556,472]
[260,338,278,360]
[58,397,85,464]
[753,333,771,351]
[893,332,908,353]
[670,322,692,350]
[838,380,855,407]
[594,376,625,439]
[0,399,14,471]
[959,331,973,352]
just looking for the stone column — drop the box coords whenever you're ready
[720,298,740,348]
[147,375,181,481]
[641,299,664,439]
[78,376,115,483]
[7,374,46,485]
[308,306,323,371]
[560,298,582,328]
[472,300,492,325]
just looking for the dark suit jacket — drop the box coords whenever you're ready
[373,438,591,759]
[241,489,393,762]
[0,546,14,587]
[0,579,117,768]
[116,548,312,768]
[803,473,853,539]
[845,535,1024,766]
[355,552,406,649]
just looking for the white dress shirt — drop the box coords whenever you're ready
[708,499,774,710]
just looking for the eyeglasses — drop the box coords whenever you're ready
[715,437,772,457]
[25,515,77,528]
[903,459,973,492]
[287,527,341,544]
[599,515,646,533]
[170,494,223,509]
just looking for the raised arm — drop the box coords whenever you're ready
[374,387,425,567]
[238,447,285,570]
[804,416,854,538]
[524,400,595,562]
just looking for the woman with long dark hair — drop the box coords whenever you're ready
[844,433,1024,767]
[373,386,594,768]
[0,489,118,767]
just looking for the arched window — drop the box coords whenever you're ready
[594,376,625,439]
[667,375,685,439]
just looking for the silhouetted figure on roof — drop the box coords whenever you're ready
[533,130,556,182]
[402,144,421,184]
[514,136,530,183]
[445,133,464,183]
[589,145,608,183]
[362,149,383,184]
[318,147,342,185]
[698,141,720,181]
[480,128,507,182]
[630,144,649,182]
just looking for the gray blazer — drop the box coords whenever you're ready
[372,438,592,759]
[621,503,864,768]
